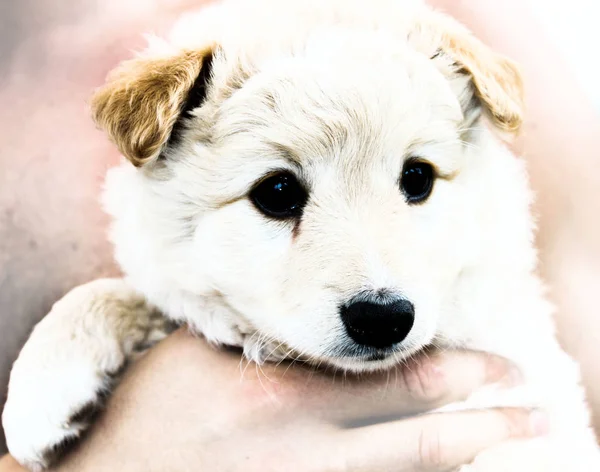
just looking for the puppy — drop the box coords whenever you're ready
[3,0,600,470]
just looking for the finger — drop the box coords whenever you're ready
[330,408,547,472]
[166,331,519,424]
[285,350,520,423]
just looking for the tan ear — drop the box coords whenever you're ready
[91,46,214,166]
[415,12,524,132]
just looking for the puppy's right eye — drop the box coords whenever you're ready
[250,171,308,219]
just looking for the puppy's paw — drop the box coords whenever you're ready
[3,354,120,471]
[464,436,600,472]
[2,279,173,470]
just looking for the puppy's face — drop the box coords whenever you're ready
[94,3,523,371]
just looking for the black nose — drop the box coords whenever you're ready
[340,297,415,349]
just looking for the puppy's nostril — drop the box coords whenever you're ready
[340,298,415,349]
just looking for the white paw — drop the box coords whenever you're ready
[457,466,476,472]
[3,354,122,471]
[2,278,173,470]
[465,436,600,472]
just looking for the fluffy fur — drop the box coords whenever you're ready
[3,0,600,470]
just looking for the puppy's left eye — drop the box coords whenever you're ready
[400,160,435,204]
[250,171,308,219]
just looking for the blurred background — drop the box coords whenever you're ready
[0,0,598,454]
[0,0,207,454]
[528,0,600,112]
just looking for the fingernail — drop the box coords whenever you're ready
[504,366,524,387]
[485,355,511,384]
[529,410,550,436]
[485,355,523,387]
[429,359,445,378]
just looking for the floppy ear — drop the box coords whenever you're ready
[91,46,214,167]
[413,12,524,133]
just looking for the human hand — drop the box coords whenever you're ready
[0,455,23,472]
[51,329,545,472]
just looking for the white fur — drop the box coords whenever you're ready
[2,279,171,471]
[3,0,600,470]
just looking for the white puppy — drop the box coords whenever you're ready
[3,0,600,470]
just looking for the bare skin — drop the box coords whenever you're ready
[53,331,544,472]
[1,0,599,470]
[0,335,542,471]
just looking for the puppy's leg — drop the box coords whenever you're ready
[459,434,600,471]
[2,278,174,471]
[451,374,600,470]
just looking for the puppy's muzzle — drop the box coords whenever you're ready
[340,296,415,349]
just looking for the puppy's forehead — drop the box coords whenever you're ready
[214,31,463,173]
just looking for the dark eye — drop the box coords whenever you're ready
[400,160,435,203]
[250,171,308,219]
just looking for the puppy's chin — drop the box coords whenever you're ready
[307,344,428,373]
[323,355,403,373]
